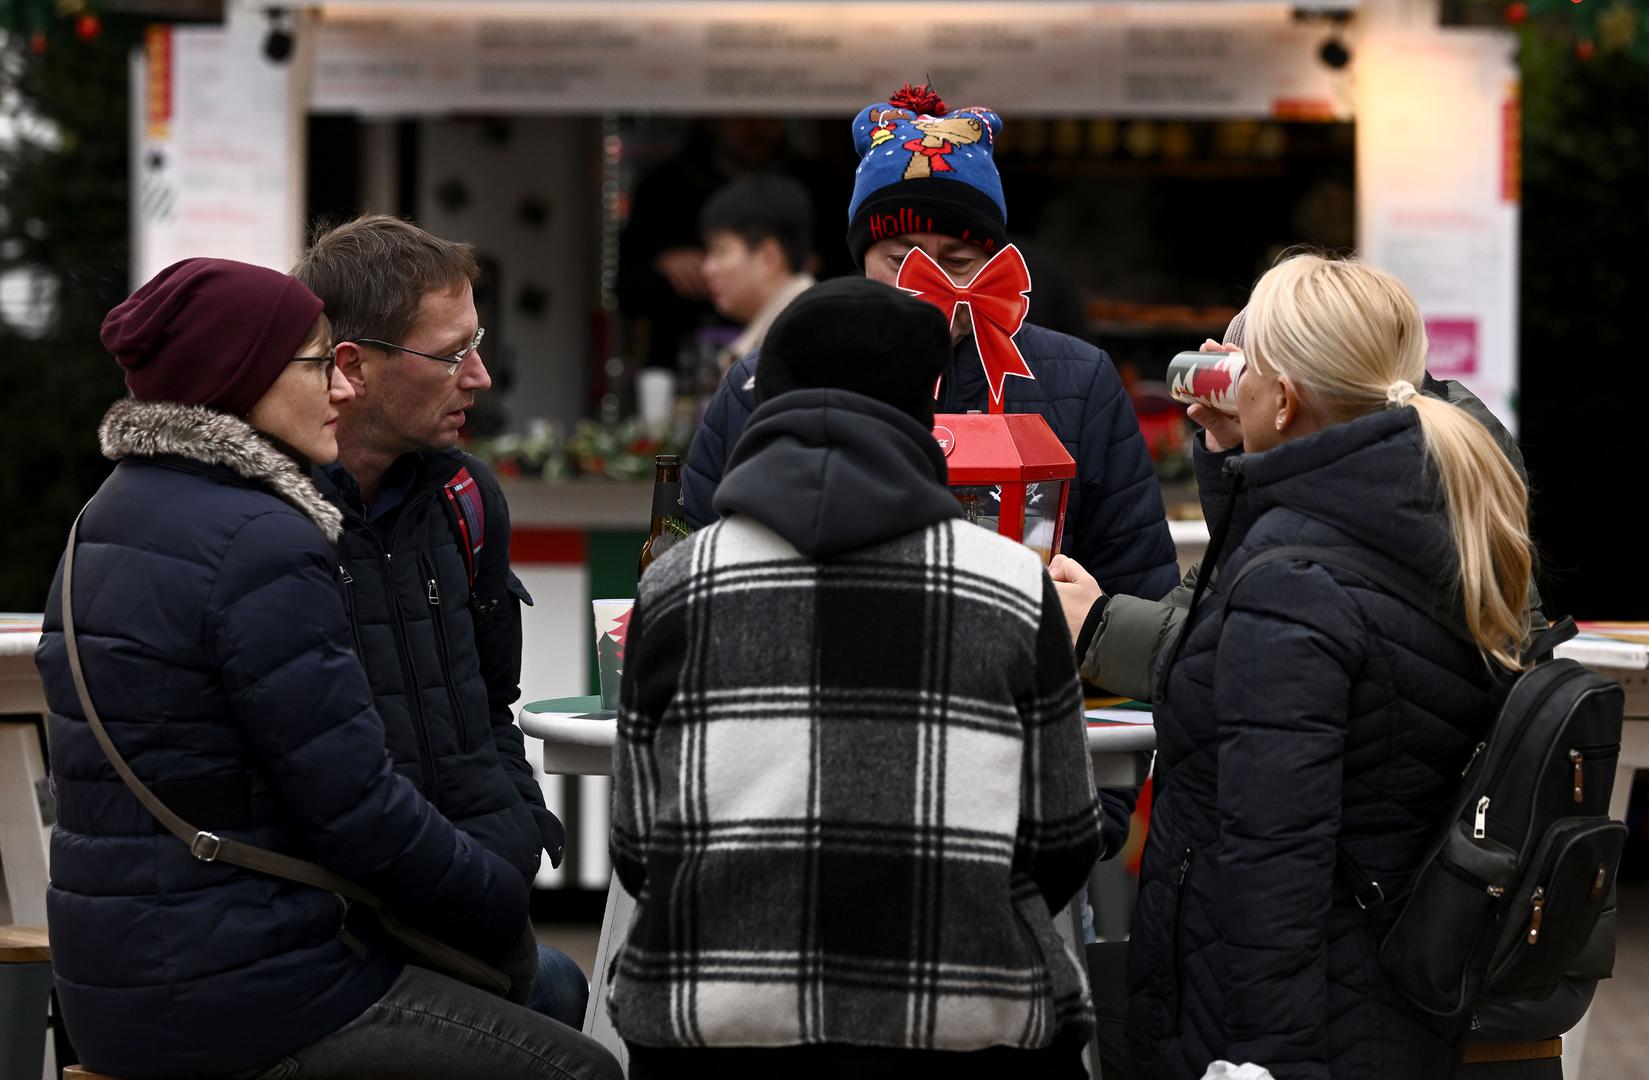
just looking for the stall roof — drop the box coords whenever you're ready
[303,0,1359,118]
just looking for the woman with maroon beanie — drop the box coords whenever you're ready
[33,259,621,1080]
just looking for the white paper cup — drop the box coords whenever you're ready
[636,369,677,440]
[591,598,635,711]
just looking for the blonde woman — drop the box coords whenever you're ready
[1123,254,1533,1080]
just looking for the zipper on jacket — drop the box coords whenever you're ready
[421,553,469,752]
[338,566,367,660]
[1524,886,1545,944]
[1172,848,1193,1030]
[1460,741,1487,778]
[343,496,444,802]
[1570,749,1585,804]
[1474,796,1491,840]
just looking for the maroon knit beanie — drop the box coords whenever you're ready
[101,258,326,417]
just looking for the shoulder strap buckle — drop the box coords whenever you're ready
[190,830,223,862]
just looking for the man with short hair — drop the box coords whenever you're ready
[683,86,1180,609]
[294,214,586,1026]
[699,173,816,372]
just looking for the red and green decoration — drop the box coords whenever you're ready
[1501,0,1649,61]
[2,0,104,49]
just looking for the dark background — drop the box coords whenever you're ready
[1,15,1644,623]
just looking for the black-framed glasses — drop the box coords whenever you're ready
[355,327,485,376]
[293,348,336,382]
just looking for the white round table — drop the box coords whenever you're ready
[519,695,1156,787]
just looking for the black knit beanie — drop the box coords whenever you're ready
[753,277,952,427]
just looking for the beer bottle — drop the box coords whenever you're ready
[638,454,687,578]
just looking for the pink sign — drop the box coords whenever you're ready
[1425,318,1478,377]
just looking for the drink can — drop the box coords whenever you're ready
[1167,350,1245,415]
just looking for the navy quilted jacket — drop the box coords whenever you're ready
[34,401,528,1080]
[313,452,561,881]
[683,322,1181,602]
[1127,408,1505,1080]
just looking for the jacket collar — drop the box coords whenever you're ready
[1226,408,1457,588]
[98,398,343,542]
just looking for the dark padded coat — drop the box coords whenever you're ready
[683,322,1182,602]
[313,451,562,880]
[34,401,527,1080]
[1126,408,1507,1080]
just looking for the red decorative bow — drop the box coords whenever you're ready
[896,244,1034,411]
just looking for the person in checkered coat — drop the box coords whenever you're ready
[609,278,1111,1079]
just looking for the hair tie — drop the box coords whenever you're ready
[1386,379,1418,409]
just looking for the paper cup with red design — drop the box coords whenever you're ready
[592,599,635,712]
[1167,350,1246,415]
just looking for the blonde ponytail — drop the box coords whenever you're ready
[1246,254,1533,669]
[1405,394,1532,668]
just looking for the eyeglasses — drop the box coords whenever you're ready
[293,347,337,382]
[355,327,485,376]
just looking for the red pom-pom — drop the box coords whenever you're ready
[75,14,101,42]
[29,31,48,55]
[1504,2,1528,23]
[888,82,947,116]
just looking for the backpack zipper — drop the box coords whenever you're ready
[1471,665,1588,842]
[1524,886,1545,944]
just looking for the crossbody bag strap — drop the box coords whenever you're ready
[60,509,381,912]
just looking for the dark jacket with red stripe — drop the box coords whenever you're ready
[312,450,562,882]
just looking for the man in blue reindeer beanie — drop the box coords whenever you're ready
[684,81,1178,621]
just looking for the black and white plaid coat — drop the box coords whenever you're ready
[609,511,1102,1054]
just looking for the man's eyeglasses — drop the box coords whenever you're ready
[355,327,486,376]
[294,348,337,382]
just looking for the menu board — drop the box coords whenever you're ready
[310,3,1349,119]
[135,19,303,283]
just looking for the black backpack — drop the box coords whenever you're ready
[1228,545,1626,1018]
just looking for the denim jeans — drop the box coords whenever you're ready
[530,943,591,1028]
[233,965,623,1080]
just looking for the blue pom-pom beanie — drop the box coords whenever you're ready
[845,84,1007,267]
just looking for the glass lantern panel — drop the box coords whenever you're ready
[1022,480,1067,565]
[951,485,1001,535]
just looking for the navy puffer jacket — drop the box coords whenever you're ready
[1127,408,1506,1080]
[683,322,1181,601]
[34,401,528,1080]
[313,451,561,881]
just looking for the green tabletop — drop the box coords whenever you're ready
[524,695,606,715]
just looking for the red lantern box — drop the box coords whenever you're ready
[932,412,1075,565]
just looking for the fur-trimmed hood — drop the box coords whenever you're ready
[98,398,342,541]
